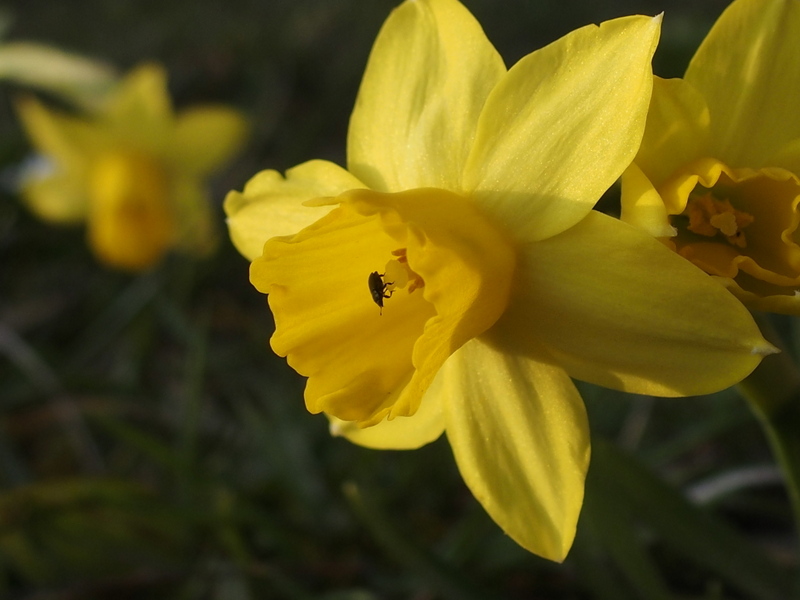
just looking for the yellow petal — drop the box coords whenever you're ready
[255,199,434,424]
[252,187,515,426]
[463,15,660,242]
[103,63,172,150]
[328,391,444,450]
[767,137,800,175]
[685,0,800,165]
[347,0,505,192]
[442,338,589,562]
[633,76,710,187]
[172,107,248,175]
[87,152,173,271]
[224,160,366,261]
[16,96,101,170]
[491,211,775,397]
[20,165,88,223]
[0,42,117,110]
[169,175,218,257]
[718,276,800,316]
[620,162,677,238]
[666,162,800,288]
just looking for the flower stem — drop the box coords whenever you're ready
[737,316,800,541]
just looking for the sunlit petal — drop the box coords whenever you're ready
[443,338,589,562]
[620,162,677,238]
[347,0,505,192]
[225,160,367,261]
[463,15,660,242]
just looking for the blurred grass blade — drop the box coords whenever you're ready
[640,389,750,467]
[343,482,497,600]
[582,466,673,600]
[593,439,793,600]
[0,479,185,585]
[736,332,800,542]
[0,321,104,474]
[93,415,180,472]
[68,269,162,367]
[0,42,117,109]
[570,519,637,600]
[177,312,209,495]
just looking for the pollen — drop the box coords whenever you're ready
[684,192,754,248]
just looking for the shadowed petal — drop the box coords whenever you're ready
[491,211,775,396]
[686,0,800,166]
[633,76,710,187]
[328,392,444,450]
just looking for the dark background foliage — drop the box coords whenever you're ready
[0,1,796,598]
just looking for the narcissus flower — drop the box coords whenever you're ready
[622,0,800,314]
[226,0,773,561]
[17,63,248,271]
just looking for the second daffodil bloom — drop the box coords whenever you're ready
[17,63,248,271]
[622,0,800,314]
[226,0,774,561]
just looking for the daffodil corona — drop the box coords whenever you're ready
[227,0,774,561]
[17,64,248,271]
[622,0,800,314]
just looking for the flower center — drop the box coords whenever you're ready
[659,157,800,289]
[88,151,173,270]
[682,191,754,248]
[251,187,516,426]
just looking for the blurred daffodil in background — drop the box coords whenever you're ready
[621,0,800,315]
[226,0,774,561]
[16,63,248,271]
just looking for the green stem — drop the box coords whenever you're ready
[737,316,800,540]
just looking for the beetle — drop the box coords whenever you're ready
[368,271,394,314]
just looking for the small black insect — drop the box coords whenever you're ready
[368,271,394,315]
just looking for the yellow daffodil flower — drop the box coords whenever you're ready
[226,0,773,561]
[17,63,248,271]
[621,0,800,314]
